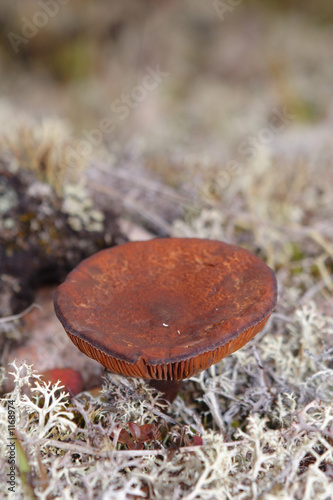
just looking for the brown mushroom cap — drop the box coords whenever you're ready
[54,238,277,380]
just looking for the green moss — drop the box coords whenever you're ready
[289,242,306,262]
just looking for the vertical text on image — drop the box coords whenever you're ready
[6,400,17,493]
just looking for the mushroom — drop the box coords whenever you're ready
[54,238,277,402]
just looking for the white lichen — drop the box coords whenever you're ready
[62,181,105,232]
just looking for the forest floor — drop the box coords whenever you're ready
[0,1,333,498]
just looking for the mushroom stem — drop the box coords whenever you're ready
[149,380,182,403]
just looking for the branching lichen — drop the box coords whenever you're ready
[1,296,333,500]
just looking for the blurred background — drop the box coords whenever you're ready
[0,0,332,378]
[1,5,333,495]
[0,0,332,248]
[1,0,332,165]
